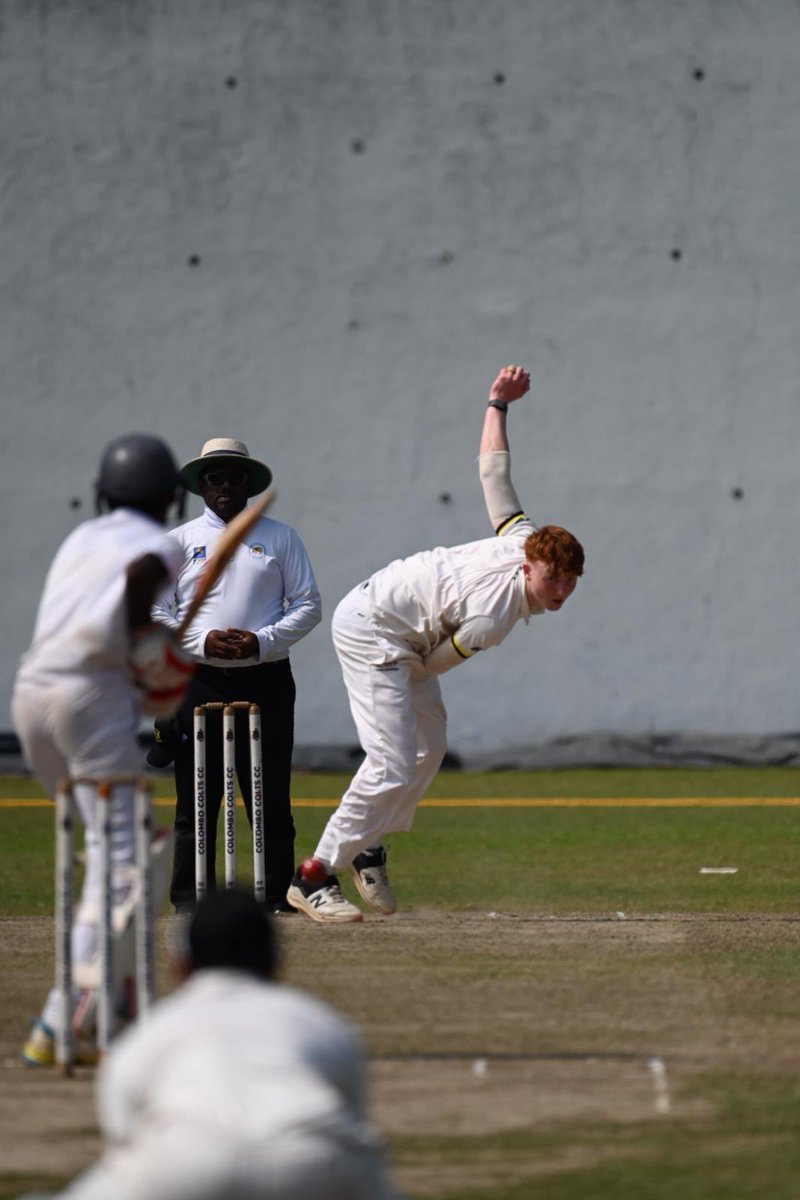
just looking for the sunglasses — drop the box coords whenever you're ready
[201,469,249,488]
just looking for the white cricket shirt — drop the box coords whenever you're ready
[97,970,370,1143]
[364,516,540,660]
[151,505,321,665]
[15,508,183,686]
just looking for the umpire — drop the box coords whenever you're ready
[151,438,321,914]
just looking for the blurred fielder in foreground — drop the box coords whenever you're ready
[287,365,585,923]
[13,435,195,1065]
[45,890,399,1200]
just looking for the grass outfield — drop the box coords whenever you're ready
[2,766,800,1200]
[2,766,800,916]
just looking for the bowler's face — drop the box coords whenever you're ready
[523,560,578,612]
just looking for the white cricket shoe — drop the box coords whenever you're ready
[348,847,396,915]
[286,873,363,924]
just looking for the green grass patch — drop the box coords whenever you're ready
[389,805,800,913]
[391,1073,800,1200]
[5,764,800,803]
[2,769,800,915]
[295,765,800,799]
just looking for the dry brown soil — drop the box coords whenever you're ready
[2,909,799,1197]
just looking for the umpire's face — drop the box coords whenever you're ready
[199,466,250,524]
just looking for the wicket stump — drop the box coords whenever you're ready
[193,703,265,903]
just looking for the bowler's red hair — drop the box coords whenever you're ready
[525,525,584,576]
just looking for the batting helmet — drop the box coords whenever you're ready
[95,433,183,516]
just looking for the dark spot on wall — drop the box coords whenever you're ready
[731,487,744,500]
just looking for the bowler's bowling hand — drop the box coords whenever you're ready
[489,364,530,404]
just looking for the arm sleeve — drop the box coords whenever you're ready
[478,451,530,535]
[422,616,507,674]
[421,635,468,675]
[317,1021,370,1117]
[150,578,180,631]
[94,1028,150,1143]
[149,535,184,630]
[255,528,322,662]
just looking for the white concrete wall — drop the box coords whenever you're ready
[3,0,800,757]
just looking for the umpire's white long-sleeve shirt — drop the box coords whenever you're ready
[152,506,321,666]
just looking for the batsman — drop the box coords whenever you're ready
[288,364,585,923]
[13,435,195,1064]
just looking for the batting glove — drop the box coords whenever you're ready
[129,624,196,716]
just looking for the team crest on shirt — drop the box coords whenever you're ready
[192,546,207,562]
[250,544,265,558]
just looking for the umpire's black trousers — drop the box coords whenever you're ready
[170,659,296,909]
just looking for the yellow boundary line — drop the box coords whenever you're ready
[3,797,800,809]
[418,797,800,808]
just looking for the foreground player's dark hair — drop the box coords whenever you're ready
[188,888,278,980]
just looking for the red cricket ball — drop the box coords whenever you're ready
[300,857,328,885]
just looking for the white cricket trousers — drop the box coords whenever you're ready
[315,585,448,870]
[12,673,142,1033]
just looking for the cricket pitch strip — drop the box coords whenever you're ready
[2,910,799,1198]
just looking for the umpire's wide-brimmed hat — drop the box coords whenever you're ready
[180,438,272,498]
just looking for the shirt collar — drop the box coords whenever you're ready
[203,504,226,529]
[518,568,531,624]
[518,567,544,622]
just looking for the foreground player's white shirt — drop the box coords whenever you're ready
[15,508,184,686]
[99,971,368,1138]
[152,505,321,665]
[60,970,397,1200]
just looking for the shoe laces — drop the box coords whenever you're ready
[322,879,351,905]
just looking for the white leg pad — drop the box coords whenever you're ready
[73,829,172,999]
